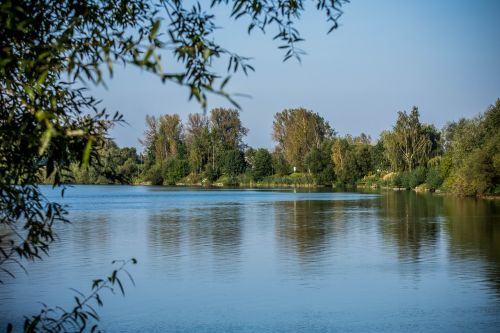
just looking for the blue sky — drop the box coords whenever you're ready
[93,0,500,150]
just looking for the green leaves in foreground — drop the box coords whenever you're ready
[16,259,137,333]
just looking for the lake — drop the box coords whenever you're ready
[1,185,499,332]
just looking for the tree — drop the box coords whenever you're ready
[372,137,389,172]
[384,107,432,172]
[66,140,140,184]
[210,108,248,151]
[185,113,210,174]
[141,114,184,164]
[1,0,348,330]
[158,114,184,159]
[141,115,160,163]
[271,148,291,176]
[442,99,500,195]
[331,135,375,185]
[163,158,190,185]
[208,108,248,175]
[251,148,273,181]
[273,108,334,170]
[221,149,246,177]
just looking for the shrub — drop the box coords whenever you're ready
[222,150,246,177]
[252,149,273,181]
[409,166,427,188]
[164,159,190,185]
[426,166,443,190]
[145,164,163,185]
[391,173,403,188]
[204,163,220,182]
[315,165,335,186]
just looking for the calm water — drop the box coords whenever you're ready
[1,186,499,332]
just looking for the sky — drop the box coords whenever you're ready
[92,0,500,151]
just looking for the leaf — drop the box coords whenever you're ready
[220,76,231,90]
[39,126,53,155]
[202,48,211,61]
[82,138,93,167]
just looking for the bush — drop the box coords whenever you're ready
[391,173,403,188]
[409,166,427,188]
[204,163,220,182]
[252,149,273,181]
[145,164,163,185]
[217,175,239,186]
[272,151,290,176]
[221,150,246,177]
[426,166,443,190]
[164,159,190,185]
[315,165,335,186]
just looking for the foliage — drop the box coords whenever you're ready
[61,140,140,184]
[141,114,184,164]
[204,163,220,182]
[163,158,190,185]
[372,138,389,171]
[145,163,164,185]
[251,149,274,181]
[331,135,374,185]
[272,108,334,170]
[271,149,291,176]
[210,108,248,151]
[408,166,427,189]
[46,100,499,198]
[383,107,434,172]
[221,150,246,177]
[441,99,500,196]
[185,113,210,174]
[426,166,443,191]
[140,108,248,181]
[18,259,137,333]
[304,147,324,174]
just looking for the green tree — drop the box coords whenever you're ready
[163,158,190,185]
[141,115,160,164]
[384,107,432,171]
[252,148,273,181]
[158,114,184,160]
[331,138,356,184]
[210,108,248,151]
[442,100,500,196]
[271,148,291,176]
[208,108,248,175]
[185,113,211,174]
[273,108,334,170]
[221,149,246,177]
[66,140,140,184]
[372,137,389,171]
[330,135,376,185]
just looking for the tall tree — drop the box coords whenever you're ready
[185,113,210,174]
[251,148,274,181]
[384,107,432,171]
[210,108,248,151]
[141,115,160,163]
[442,99,500,195]
[273,108,334,170]
[158,114,183,160]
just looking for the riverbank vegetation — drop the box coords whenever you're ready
[61,100,499,197]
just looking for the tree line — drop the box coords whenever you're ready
[64,100,499,197]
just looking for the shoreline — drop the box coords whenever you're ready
[44,182,499,199]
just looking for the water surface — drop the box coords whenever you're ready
[1,186,499,332]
